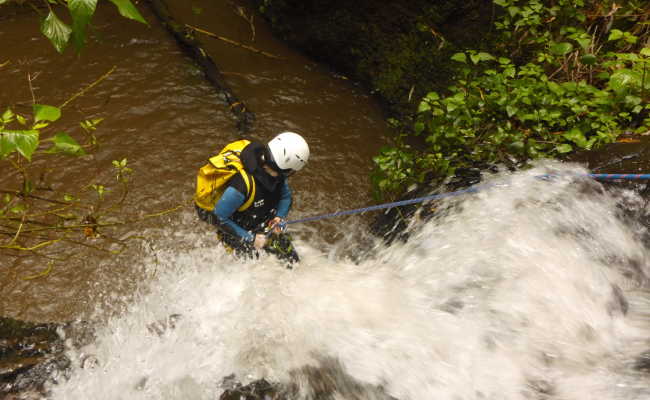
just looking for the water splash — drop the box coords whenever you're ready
[48,162,650,400]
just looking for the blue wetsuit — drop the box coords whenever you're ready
[214,180,291,243]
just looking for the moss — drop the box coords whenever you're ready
[250,0,495,118]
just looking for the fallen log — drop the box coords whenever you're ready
[145,0,256,133]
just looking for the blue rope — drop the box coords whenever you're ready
[284,173,650,226]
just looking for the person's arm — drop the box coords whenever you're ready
[276,180,292,218]
[213,186,254,243]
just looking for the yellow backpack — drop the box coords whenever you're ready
[194,139,256,212]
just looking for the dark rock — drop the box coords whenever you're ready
[250,0,495,118]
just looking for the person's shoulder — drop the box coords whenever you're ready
[228,173,247,194]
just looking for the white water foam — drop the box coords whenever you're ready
[48,162,650,400]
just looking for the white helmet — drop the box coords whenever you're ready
[267,131,310,172]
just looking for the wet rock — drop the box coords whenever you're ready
[219,377,279,400]
[0,317,93,398]
[146,313,182,336]
[218,357,398,400]
[250,0,494,118]
[634,350,650,373]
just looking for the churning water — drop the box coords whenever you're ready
[47,162,650,400]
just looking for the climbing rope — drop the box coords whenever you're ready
[284,173,650,226]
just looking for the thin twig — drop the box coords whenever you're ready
[27,71,39,104]
[185,24,283,60]
[230,3,256,41]
[22,262,53,280]
[60,66,117,109]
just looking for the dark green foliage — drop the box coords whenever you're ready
[372,0,650,198]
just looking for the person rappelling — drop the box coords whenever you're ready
[194,132,309,266]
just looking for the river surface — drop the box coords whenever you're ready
[1,0,389,322]
[3,1,650,400]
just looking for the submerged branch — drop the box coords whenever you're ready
[185,24,282,60]
[60,66,117,109]
[144,0,255,133]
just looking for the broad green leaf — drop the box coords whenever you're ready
[580,54,597,65]
[608,29,623,41]
[556,143,573,153]
[547,81,564,95]
[563,127,588,148]
[0,130,39,161]
[41,10,72,53]
[0,132,17,158]
[46,132,86,156]
[417,101,431,113]
[107,0,147,24]
[2,108,14,123]
[506,105,518,117]
[69,0,98,51]
[478,52,495,62]
[451,52,467,63]
[426,92,440,101]
[609,69,641,93]
[507,6,519,17]
[550,42,573,56]
[33,104,61,122]
[640,47,650,57]
[575,37,591,50]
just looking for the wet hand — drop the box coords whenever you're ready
[253,233,267,249]
[268,217,286,234]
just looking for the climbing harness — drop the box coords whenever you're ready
[283,173,650,226]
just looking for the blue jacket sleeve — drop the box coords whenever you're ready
[213,186,254,242]
[276,180,292,218]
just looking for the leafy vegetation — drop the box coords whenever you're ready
[0,0,147,53]
[372,0,650,198]
[0,73,183,279]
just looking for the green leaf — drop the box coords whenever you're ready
[40,10,72,53]
[33,104,61,122]
[575,37,591,50]
[0,130,39,161]
[506,105,518,117]
[46,132,86,156]
[550,42,573,56]
[580,54,597,65]
[0,132,17,158]
[2,108,14,123]
[608,29,623,41]
[641,47,650,57]
[609,69,642,93]
[451,52,467,63]
[563,127,588,148]
[69,0,98,51]
[107,0,147,24]
[556,143,573,153]
[10,203,26,214]
[478,52,495,62]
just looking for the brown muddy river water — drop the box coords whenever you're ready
[1,1,390,322]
